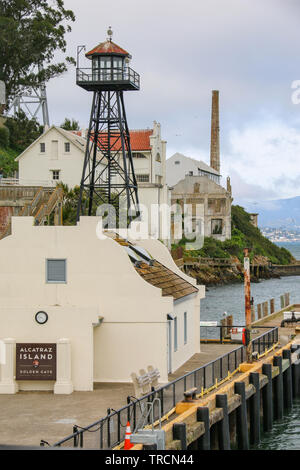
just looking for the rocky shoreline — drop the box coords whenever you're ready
[185,263,280,287]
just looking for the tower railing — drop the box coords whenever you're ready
[76,67,140,88]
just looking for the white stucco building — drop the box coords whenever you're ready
[0,216,204,393]
[16,126,89,188]
[15,122,171,241]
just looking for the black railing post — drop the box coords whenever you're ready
[117,411,121,444]
[107,408,111,449]
[173,383,176,407]
[73,425,78,448]
[160,388,164,417]
[127,396,131,422]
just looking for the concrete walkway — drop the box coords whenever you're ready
[0,343,242,447]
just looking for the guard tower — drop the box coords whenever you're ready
[76,28,140,223]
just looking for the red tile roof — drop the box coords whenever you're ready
[91,129,153,151]
[86,40,129,57]
[130,130,153,150]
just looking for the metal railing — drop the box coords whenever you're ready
[43,326,278,450]
[76,67,140,88]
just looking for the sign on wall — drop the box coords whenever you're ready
[16,343,56,381]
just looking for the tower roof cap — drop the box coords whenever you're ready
[86,40,129,57]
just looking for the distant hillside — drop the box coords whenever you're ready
[177,205,294,265]
[242,196,300,228]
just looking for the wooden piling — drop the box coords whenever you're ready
[292,360,300,397]
[249,372,260,446]
[251,306,255,323]
[234,382,249,450]
[216,394,230,450]
[283,349,293,409]
[262,363,273,432]
[263,301,268,317]
[173,423,187,450]
[273,355,284,420]
[197,407,210,450]
[270,298,275,314]
[257,304,262,320]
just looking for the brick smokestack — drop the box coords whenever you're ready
[210,90,220,173]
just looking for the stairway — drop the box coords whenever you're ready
[0,186,63,240]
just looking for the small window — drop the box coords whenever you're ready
[65,142,70,152]
[184,312,187,344]
[174,317,178,352]
[211,219,223,235]
[132,152,146,159]
[40,143,45,153]
[46,259,66,283]
[175,161,180,165]
[136,174,150,182]
[156,152,161,162]
[51,170,60,181]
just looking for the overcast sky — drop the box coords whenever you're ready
[45,0,300,204]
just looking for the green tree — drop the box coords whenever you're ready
[4,111,43,151]
[0,0,75,105]
[60,118,80,131]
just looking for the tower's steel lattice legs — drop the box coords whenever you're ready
[76,90,140,224]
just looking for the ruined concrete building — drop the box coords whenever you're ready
[166,90,232,242]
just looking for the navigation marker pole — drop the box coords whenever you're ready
[243,248,252,363]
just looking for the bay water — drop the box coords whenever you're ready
[201,242,300,450]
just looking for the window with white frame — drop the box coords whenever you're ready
[64,142,70,152]
[184,312,187,344]
[46,259,66,283]
[174,317,178,352]
[132,152,146,158]
[51,170,60,180]
[40,142,45,153]
[136,174,150,182]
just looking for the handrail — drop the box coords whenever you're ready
[49,326,278,449]
[76,66,140,87]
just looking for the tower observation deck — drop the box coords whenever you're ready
[76,28,140,224]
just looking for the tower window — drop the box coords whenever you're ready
[40,143,45,153]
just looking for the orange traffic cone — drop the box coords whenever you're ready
[124,421,134,450]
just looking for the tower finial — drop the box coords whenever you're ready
[107,26,113,42]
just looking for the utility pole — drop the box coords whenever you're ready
[243,248,252,363]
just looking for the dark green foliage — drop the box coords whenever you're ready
[0,126,9,148]
[4,111,43,151]
[60,118,80,131]
[0,0,75,105]
[231,205,293,264]
[174,205,293,265]
[0,112,43,176]
[58,183,122,226]
[0,144,18,177]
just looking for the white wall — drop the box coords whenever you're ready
[18,127,85,188]
[0,217,202,389]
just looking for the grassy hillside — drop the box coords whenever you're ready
[0,144,19,176]
[175,205,294,265]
